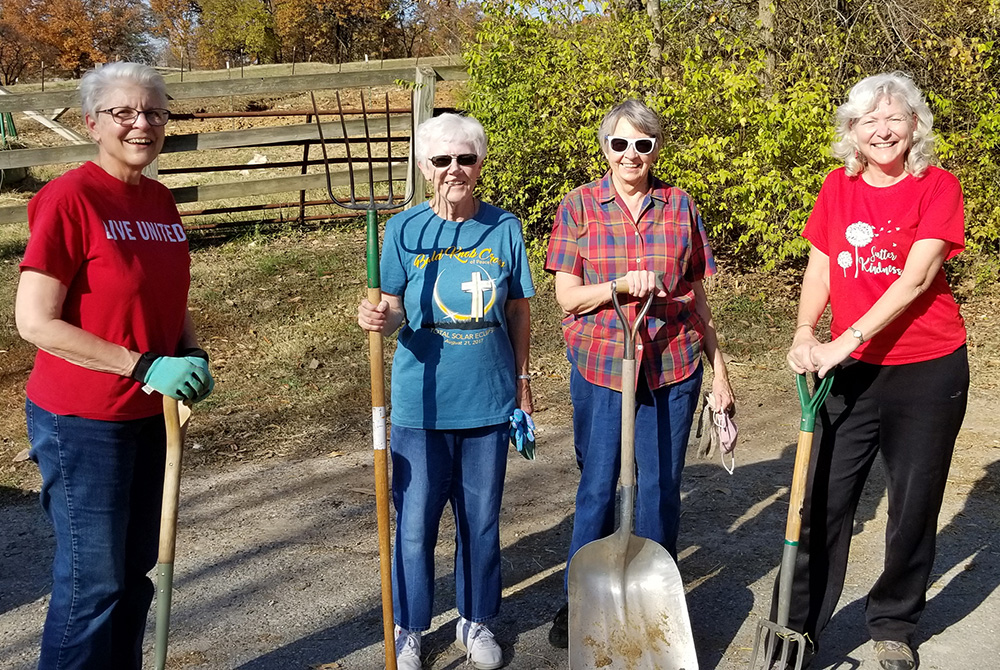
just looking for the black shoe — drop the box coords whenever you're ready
[874,640,915,670]
[548,603,568,649]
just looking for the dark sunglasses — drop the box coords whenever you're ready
[606,136,656,155]
[98,107,171,126]
[428,154,479,168]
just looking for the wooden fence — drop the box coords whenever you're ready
[0,55,469,227]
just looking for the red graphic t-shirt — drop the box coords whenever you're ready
[804,166,966,365]
[21,161,191,420]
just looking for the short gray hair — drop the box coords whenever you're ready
[598,100,662,154]
[832,71,935,178]
[414,113,487,168]
[80,62,168,119]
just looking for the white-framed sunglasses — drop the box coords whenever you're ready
[606,135,657,155]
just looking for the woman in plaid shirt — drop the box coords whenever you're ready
[544,99,734,648]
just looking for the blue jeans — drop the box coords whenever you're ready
[389,423,508,631]
[26,399,166,670]
[565,363,703,589]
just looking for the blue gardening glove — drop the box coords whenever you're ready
[181,355,215,402]
[137,355,213,402]
[509,408,536,460]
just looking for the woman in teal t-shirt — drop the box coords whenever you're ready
[357,113,534,670]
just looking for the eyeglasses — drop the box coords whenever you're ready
[98,107,171,127]
[606,136,656,155]
[428,154,479,168]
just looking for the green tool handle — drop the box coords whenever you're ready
[367,210,380,290]
[776,372,834,628]
[797,372,834,432]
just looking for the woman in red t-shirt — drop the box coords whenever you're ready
[779,73,969,670]
[15,63,214,670]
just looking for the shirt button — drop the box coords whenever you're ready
[637,344,643,350]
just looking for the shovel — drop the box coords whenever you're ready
[747,372,834,670]
[567,281,699,670]
[154,396,192,670]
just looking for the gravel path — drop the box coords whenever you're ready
[2,389,998,670]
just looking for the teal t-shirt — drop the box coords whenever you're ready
[382,201,535,430]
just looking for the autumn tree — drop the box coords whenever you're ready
[196,0,279,65]
[0,0,53,84]
[0,0,152,79]
[150,0,201,68]
[195,0,403,65]
[393,0,482,57]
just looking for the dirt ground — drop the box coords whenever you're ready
[1,352,998,670]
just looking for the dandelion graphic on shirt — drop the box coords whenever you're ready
[845,221,874,278]
[837,251,852,278]
[842,220,902,279]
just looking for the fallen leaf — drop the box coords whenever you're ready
[13,448,30,462]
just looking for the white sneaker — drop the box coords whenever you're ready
[394,625,422,670]
[455,617,503,670]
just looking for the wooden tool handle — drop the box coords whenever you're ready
[159,397,185,564]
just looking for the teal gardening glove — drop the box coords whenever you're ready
[132,348,215,402]
[509,408,536,460]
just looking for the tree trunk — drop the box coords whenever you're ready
[759,0,775,93]
[647,0,663,64]
[612,0,644,14]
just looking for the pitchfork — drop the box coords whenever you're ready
[748,372,834,670]
[310,91,414,670]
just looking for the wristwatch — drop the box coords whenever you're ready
[848,326,865,344]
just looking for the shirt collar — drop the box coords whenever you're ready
[597,170,669,205]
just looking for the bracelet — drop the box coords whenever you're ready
[517,374,532,380]
[795,323,814,331]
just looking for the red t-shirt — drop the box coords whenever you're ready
[804,166,966,365]
[21,161,191,420]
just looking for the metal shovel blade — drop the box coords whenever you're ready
[568,506,698,669]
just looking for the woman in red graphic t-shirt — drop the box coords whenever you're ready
[15,63,213,670]
[777,72,968,670]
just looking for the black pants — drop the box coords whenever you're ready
[774,345,969,647]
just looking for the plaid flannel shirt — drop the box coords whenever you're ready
[545,171,716,392]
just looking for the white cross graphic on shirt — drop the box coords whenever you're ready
[462,272,495,320]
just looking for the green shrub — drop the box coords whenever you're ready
[464,1,1000,274]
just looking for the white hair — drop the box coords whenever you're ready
[831,71,935,177]
[80,62,168,119]
[598,99,662,155]
[414,113,487,168]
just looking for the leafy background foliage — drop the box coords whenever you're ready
[0,0,996,277]
[464,0,1000,276]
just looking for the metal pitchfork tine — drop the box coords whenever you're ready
[310,91,412,212]
[309,90,413,670]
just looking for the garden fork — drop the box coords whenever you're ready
[311,91,414,670]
